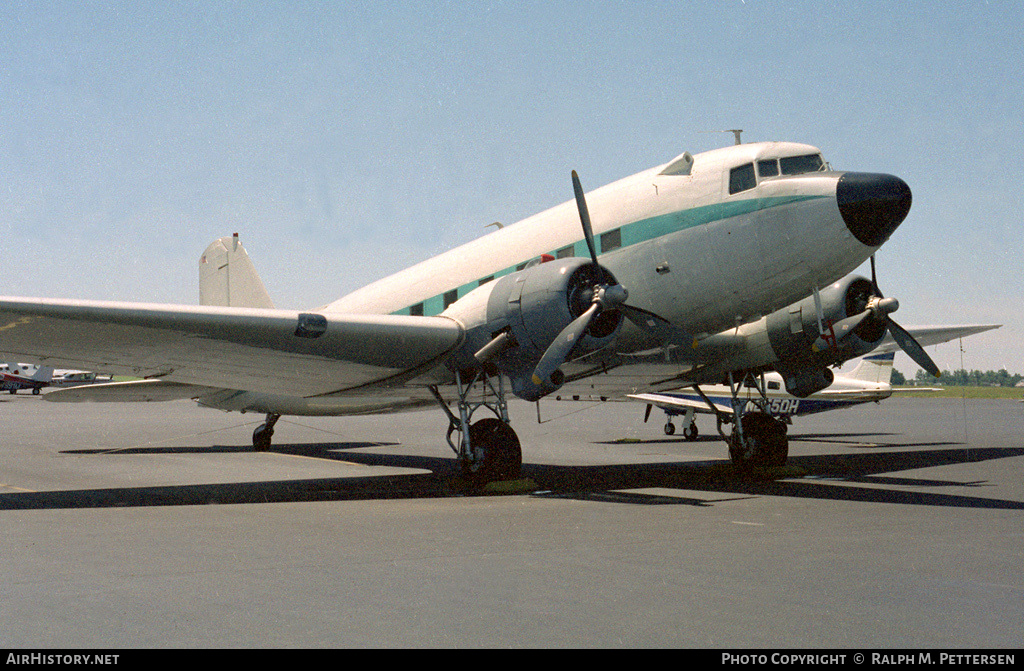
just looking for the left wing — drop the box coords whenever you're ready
[0,297,463,398]
[872,324,1000,353]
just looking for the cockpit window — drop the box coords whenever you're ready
[757,159,779,178]
[729,163,756,194]
[780,153,825,175]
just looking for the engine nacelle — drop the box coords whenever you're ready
[764,275,886,367]
[443,257,623,400]
[690,275,888,394]
[777,365,835,398]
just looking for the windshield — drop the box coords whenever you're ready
[779,153,825,175]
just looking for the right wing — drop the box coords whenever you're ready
[0,297,463,399]
[627,392,732,415]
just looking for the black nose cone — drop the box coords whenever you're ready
[837,172,912,247]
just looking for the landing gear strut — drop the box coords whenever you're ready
[698,371,788,468]
[430,368,522,483]
[252,413,280,451]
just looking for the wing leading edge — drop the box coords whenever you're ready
[0,297,463,398]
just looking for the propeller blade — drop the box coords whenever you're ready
[571,170,600,266]
[888,318,941,377]
[818,295,900,349]
[870,254,880,296]
[817,310,873,347]
[531,282,631,386]
[531,303,600,386]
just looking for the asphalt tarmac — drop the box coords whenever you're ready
[1,392,1021,648]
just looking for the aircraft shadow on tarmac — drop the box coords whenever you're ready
[3,435,1024,511]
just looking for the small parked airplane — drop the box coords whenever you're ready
[0,138,931,478]
[629,323,999,440]
[0,363,55,395]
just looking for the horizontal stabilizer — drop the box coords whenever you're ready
[44,379,216,403]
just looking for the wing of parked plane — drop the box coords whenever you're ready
[0,298,463,398]
[872,324,1000,353]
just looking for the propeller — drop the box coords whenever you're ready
[869,254,940,377]
[572,171,676,332]
[819,254,940,377]
[528,172,639,388]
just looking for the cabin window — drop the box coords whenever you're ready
[757,159,779,178]
[729,163,756,194]
[556,245,574,259]
[780,154,825,175]
[768,380,781,390]
[409,303,424,316]
[600,228,621,253]
[478,276,493,286]
[443,289,458,308]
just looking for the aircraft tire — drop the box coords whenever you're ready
[468,417,522,482]
[684,423,698,441]
[728,412,788,468]
[252,424,273,452]
[664,422,675,436]
[32,388,41,395]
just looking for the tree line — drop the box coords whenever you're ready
[891,368,1024,387]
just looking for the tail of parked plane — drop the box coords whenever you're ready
[3,363,54,382]
[199,233,275,309]
[845,352,896,385]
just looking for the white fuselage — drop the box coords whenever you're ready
[327,142,870,350]
[203,141,897,416]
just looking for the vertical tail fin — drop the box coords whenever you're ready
[845,352,896,385]
[3,363,53,382]
[199,233,275,309]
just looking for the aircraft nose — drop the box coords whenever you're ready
[836,172,912,247]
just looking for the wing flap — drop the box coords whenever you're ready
[0,297,463,397]
[44,379,216,403]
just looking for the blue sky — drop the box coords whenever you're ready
[1,1,1021,375]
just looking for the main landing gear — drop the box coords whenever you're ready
[252,413,280,451]
[661,406,699,441]
[430,368,522,484]
[697,372,789,469]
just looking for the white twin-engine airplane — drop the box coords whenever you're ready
[0,140,930,480]
[629,321,999,441]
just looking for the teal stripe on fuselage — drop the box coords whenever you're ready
[394,194,825,316]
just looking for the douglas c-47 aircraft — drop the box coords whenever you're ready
[0,140,934,480]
